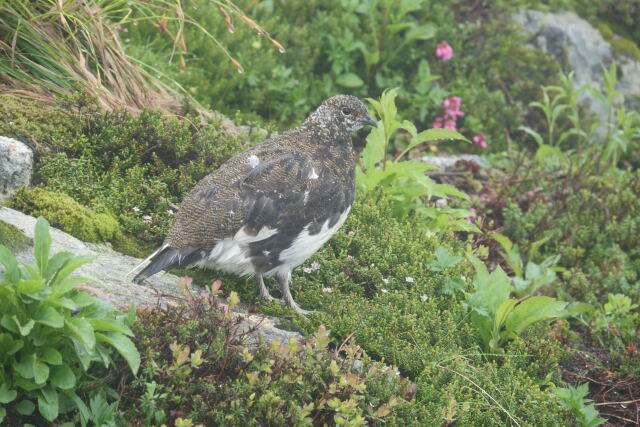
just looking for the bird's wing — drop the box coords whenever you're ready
[241,150,354,235]
[165,151,319,248]
[240,151,318,233]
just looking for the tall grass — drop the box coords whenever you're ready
[0,0,282,112]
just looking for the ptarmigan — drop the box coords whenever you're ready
[132,95,376,314]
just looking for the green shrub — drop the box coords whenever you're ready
[0,217,139,424]
[9,187,121,243]
[0,221,32,253]
[114,292,413,426]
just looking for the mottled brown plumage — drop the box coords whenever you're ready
[132,95,376,314]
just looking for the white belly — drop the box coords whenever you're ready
[194,207,350,277]
[268,207,350,275]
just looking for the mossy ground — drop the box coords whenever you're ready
[0,219,33,252]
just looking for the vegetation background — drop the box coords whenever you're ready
[0,0,639,425]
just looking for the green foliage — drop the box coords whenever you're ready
[520,67,640,169]
[465,254,569,354]
[358,89,477,234]
[554,383,606,427]
[0,217,139,424]
[0,220,33,253]
[115,293,412,426]
[265,196,571,425]
[587,294,639,356]
[125,0,557,151]
[491,232,561,297]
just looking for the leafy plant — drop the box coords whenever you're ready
[358,89,477,234]
[519,66,640,169]
[115,291,413,425]
[589,293,639,352]
[0,217,139,423]
[491,232,562,297]
[554,383,606,427]
[465,254,569,353]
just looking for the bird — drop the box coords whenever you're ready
[131,95,377,314]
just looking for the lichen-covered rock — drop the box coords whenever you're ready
[512,10,640,121]
[0,206,300,344]
[0,136,33,200]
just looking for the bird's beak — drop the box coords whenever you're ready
[362,114,378,127]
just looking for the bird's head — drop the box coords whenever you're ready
[305,95,377,134]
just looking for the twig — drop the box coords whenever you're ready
[599,412,637,424]
[594,398,640,406]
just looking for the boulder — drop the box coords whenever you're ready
[0,136,33,200]
[0,206,300,344]
[512,10,640,122]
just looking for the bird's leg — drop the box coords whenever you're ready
[276,270,315,316]
[257,275,282,303]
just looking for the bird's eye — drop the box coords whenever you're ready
[341,107,352,116]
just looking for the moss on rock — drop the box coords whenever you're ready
[7,187,144,255]
[0,220,33,252]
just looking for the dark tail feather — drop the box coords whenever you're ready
[132,246,205,284]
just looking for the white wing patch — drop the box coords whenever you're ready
[308,167,319,179]
[247,154,260,168]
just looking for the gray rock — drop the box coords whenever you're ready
[511,10,640,123]
[0,206,300,344]
[0,136,33,200]
[421,154,485,170]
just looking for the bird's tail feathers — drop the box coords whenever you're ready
[131,245,204,285]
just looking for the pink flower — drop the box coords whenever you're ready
[348,231,356,236]
[433,96,464,130]
[435,41,453,61]
[443,119,457,131]
[472,133,488,149]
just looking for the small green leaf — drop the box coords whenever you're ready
[34,359,50,384]
[404,23,435,42]
[89,319,133,336]
[65,317,95,351]
[34,217,52,274]
[0,245,20,283]
[17,279,45,294]
[38,387,59,421]
[96,332,140,374]
[13,316,35,336]
[50,365,76,390]
[336,73,364,88]
[39,348,63,365]
[33,305,64,328]
[0,382,17,404]
[0,407,5,422]
[16,399,35,415]
[15,353,36,379]
[505,296,568,336]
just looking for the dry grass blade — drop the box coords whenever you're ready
[0,0,283,113]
